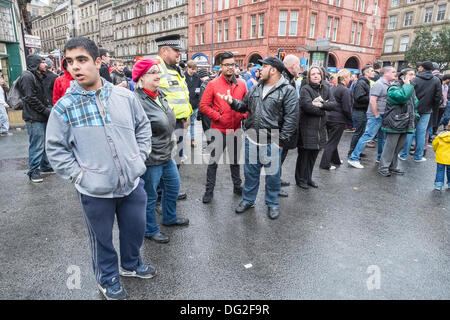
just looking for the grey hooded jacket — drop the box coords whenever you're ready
[46,79,152,198]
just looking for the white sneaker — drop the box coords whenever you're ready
[414,157,427,162]
[398,155,407,161]
[348,160,364,169]
[330,166,337,170]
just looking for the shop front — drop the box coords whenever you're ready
[0,0,23,85]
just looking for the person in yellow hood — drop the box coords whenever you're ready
[432,121,450,190]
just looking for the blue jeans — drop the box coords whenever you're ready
[190,108,198,141]
[142,159,180,236]
[348,109,367,155]
[435,163,450,188]
[243,138,282,208]
[0,105,9,133]
[400,113,431,160]
[440,101,450,127]
[349,115,385,162]
[78,179,147,286]
[26,121,52,175]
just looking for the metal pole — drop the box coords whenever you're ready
[211,0,214,68]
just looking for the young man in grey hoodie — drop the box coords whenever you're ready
[45,38,153,300]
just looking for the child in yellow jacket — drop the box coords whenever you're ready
[432,121,450,190]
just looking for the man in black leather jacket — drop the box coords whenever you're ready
[218,57,299,220]
[17,54,54,183]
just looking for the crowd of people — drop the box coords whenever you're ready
[1,33,449,299]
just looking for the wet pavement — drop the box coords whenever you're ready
[0,126,449,300]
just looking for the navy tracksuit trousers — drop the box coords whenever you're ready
[78,179,147,287]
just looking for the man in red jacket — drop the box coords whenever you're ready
[53,58,74,104]
[199,52,247,203]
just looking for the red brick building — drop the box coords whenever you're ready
[189,0,388,72]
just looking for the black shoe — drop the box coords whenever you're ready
[297,182,309,189]
[360,153,367,158]
[41,168,55,175]
[202,191,213,203]
[177,192,187,201]
[377,170,391,177]
[308,181,318,188]
[235,201,255,214]
[233,185,243,196]
[162,218,189,227]
[29,170,43,183]
[145,232,169,243]
[278,189,288,197]
[267,206,280,220]
[390,169,405,175]
[281,179,290,187]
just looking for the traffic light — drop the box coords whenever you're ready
[277,49,286,61]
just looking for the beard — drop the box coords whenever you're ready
[259,76,267,85]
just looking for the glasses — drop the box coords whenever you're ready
[221,63,235,68]
[146,66,161,75]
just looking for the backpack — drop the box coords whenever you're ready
[7,78,24,110]
[382,89,416,132]
[6,71,36,110]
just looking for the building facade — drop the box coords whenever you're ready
[0,0,25,83]
[189,0,389,72]
[32,12,56,53]
[53,1,82,52]
[112,0,188,63]
[99,0,114,54]
[28,0,52,18]
[78,0,100,44]
[380,0,449,71]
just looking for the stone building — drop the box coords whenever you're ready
[31,12,56,53]
[78,0,100,44]
[380,0,449,71]
[189,0,390,72]
[99,0,114,54]
[28,0,52,18]
[112,0,188,63]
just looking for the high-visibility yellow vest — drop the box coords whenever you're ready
[157,56,193,119]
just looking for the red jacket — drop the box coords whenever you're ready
[199,74,247,134]
[53,58,74,105]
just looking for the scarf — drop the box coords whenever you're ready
[143,88,159,99]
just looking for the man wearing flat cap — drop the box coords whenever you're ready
[155,34,193,200]
[218,56,299,220]
[399,61,442,162]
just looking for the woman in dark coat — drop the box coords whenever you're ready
[133,59,189,244]
[295,66,338,189]
[319,69,353,170]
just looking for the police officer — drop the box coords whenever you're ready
[155,34,193,200]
